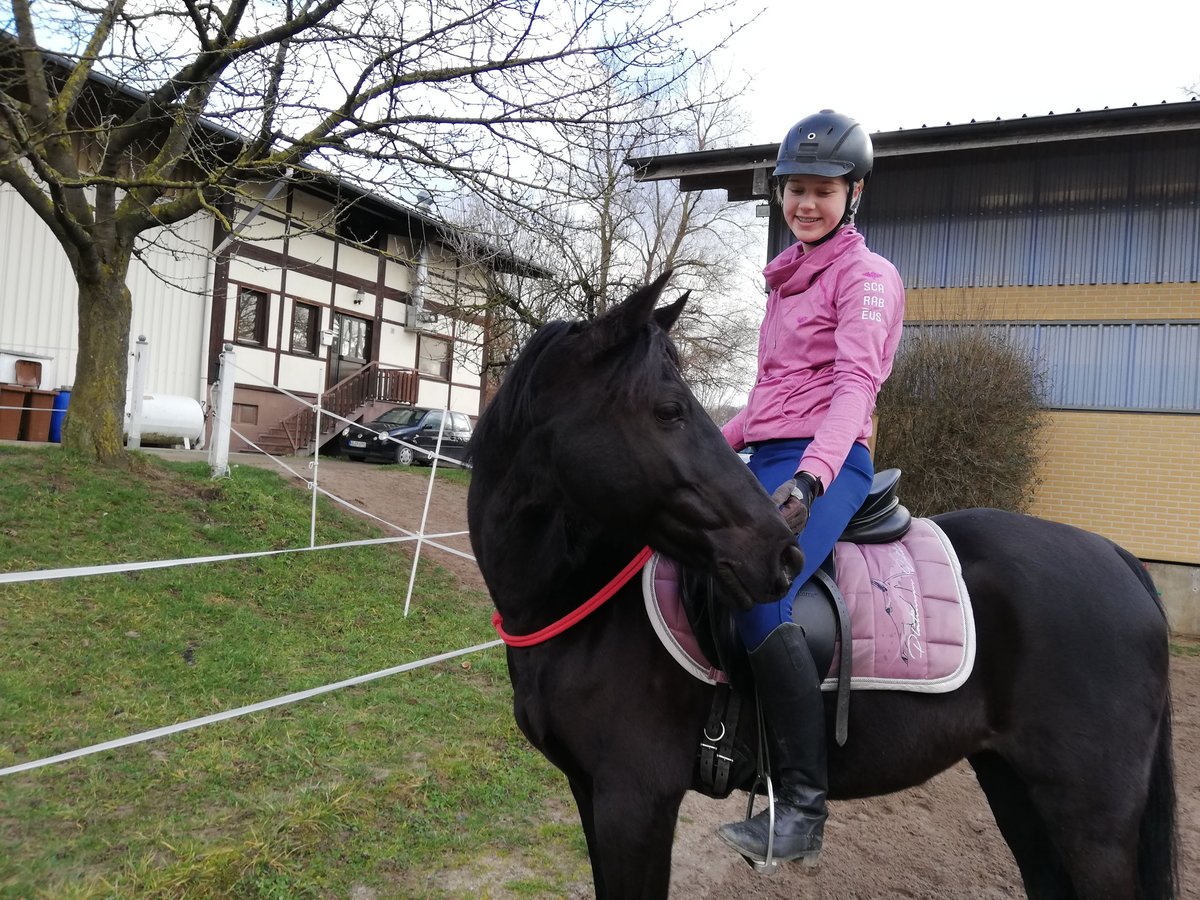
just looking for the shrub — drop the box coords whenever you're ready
[875,323,1046,516]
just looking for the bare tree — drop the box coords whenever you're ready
[0,0,741,461]
[432,59,764,406]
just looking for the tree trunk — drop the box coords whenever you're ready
[63,270,133,463]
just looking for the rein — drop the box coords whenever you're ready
[492,546,654,647]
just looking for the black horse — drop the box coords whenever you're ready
[467,274,1177,900]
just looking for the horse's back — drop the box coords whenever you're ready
[933,506,1170,689]
[936,508,1161,614]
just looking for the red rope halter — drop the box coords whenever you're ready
[491,545,654,647]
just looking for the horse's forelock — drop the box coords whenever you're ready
[596,319,685,410]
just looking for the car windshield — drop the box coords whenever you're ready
[373,407,426,427]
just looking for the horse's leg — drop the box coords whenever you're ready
[969,750,1073,899]
[587,776,686,900]
[979,738,1148,900]
[566,775,608,899]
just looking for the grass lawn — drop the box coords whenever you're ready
[0,447,588,898]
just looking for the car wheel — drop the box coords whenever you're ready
[395,445,415,466]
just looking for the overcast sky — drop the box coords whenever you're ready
[714,0,1200,145]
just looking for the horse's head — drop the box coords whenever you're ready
[470,272,802,609]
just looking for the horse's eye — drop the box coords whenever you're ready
[655,402,685,424]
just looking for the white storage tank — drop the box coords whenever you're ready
[125,393,205,447]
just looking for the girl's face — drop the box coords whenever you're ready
[781,175,849,246]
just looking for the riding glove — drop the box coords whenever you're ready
[770,471,821,535]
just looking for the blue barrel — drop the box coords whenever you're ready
[49,388,71,442]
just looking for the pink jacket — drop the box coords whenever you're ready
[722,226,904,488]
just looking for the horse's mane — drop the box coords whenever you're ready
[468,319,578,462]
[468,307,683,471]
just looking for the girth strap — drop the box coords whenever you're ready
[698,685,745,798]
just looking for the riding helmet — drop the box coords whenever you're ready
[773,109,873,185]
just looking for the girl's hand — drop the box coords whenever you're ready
[770,478,813,535]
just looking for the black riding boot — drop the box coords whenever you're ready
[717,622,828,866]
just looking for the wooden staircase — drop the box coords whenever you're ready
[253,363,419,456]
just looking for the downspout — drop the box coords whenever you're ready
[196,253,214,449]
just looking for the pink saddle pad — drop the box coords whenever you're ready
[643,518,974,693]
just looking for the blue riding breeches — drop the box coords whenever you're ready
[734,438,874,651]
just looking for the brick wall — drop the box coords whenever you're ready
[1027,411,1198,564]
[906,283,1200,322]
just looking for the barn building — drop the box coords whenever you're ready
[0,169,522,456]
[630,101,1200,634]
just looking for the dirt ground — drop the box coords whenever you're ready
[213,452,1198,898]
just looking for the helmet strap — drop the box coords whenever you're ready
[847,179,864,218]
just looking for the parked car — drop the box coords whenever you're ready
[340,406,473,466]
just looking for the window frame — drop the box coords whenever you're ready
[417,334,452,381]
[235,286,269,346]
[290,299,321,355]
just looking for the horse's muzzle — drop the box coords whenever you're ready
[775,542,806,597]
[714,541,804,610]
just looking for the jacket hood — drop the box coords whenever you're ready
[763,226,864,295]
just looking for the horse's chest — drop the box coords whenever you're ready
[507,641,660,747]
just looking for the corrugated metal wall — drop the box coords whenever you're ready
[856,132,1200,289]
[0,184,212,400]
[902,321,1200,412]
[0,185,81,391]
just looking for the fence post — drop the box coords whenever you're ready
[209,344,236,478]
[403,409,449,617]
[309,367,324,547]
[126,335,149,449]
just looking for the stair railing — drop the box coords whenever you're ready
[269,363,419,453]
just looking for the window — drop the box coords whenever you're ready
[231,403,259,425]
[236,287,268,345]
[291,301,320,354]
[418,335,451,380]
[333,314,370,361]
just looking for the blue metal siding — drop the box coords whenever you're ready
[903,322,1200,412]
[857,134,1200,288]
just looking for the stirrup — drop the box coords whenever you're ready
[740,771,781,875]
[739,683,781,874]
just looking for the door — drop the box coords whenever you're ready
[329,313,372,387]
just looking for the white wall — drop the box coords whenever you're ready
[0,183,212,401]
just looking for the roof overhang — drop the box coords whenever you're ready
[628,101,1200,200]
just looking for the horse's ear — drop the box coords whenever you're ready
[617,269,673,332]
[653,291,689,334]
[589,270,673,351]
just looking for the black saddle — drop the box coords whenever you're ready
[841,467,911,545]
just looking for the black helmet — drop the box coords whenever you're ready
[773,110,873,185]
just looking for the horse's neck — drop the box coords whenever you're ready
[480,500,641,632]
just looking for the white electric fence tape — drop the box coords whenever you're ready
[224,424,475,562]
[0,639,503,777]
[3,378,487,777]
[0,533,469,585]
